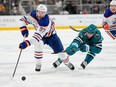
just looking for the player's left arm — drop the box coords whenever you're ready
[66,30,86,55]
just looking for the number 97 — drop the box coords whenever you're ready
[39,26,46,33]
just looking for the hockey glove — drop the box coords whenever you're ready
[80,44,89,52]
[66,42,78,55]
[19,40,31,49]
[103,22,109,30]
[20,26,29,37]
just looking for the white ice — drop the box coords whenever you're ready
[0,29,116,87]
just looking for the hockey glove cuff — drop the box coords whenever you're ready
[20,26,29,37]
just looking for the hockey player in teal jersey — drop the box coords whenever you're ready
[53,24,103,69]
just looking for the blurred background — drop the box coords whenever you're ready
[0,0,112,15]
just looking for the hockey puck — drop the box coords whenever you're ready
[21,76,26,81]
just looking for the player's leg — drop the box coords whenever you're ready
[42,35,63,68]
[80,45,102,69]
[19,36,43,72]
[53,36,82,70]
[80,51,95,69]
[47,34,75,70]
[29,37,43,72]
[57,52,75,70]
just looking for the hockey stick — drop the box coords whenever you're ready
[69,26,81,32]
[12,49,23,78]
[12,36,25,78]
[51,50,66,54]
[51,48,75,54]
[69,26,103,32]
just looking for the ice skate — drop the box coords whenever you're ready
[65,62,75,70]
[79,61,88,70]
[53,58,62,68]
[35,64,41,72]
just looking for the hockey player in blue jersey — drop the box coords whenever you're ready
[102,0,116,39]
[19,4,74,72]
[53,24,103,69]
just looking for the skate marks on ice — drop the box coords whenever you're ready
[0,60,116,87]
[0,30,116,87]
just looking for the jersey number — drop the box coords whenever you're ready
[39,27,46,33]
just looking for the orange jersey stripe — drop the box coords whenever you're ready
[25,41,30,46]
[21,17,28,25]
[47,31,51,37]
[35,54,43,57]
[47,24,55,37]
[34,34,42,40]
[51,23,55,32]
[20,27,27,31]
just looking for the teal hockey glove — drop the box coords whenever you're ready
[66,42,79,55]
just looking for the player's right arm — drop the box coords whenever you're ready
[19,15,30,37]
[19,10,36,37]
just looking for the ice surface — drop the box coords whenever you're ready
[0,29,116,87]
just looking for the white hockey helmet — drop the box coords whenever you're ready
[110,0,116,5]
[37,4,47,13]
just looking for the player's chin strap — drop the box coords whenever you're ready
[69,25,103,32]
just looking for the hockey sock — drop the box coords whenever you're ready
[53,58,62,68]
[84,53,94,64]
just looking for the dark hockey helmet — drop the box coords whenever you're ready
[86,24,97,34]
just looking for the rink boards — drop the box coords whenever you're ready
[0,15,103,30]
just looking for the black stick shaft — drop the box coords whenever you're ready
[69,26,103,32]
[69,26,81,32]
[12,49,23,78]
